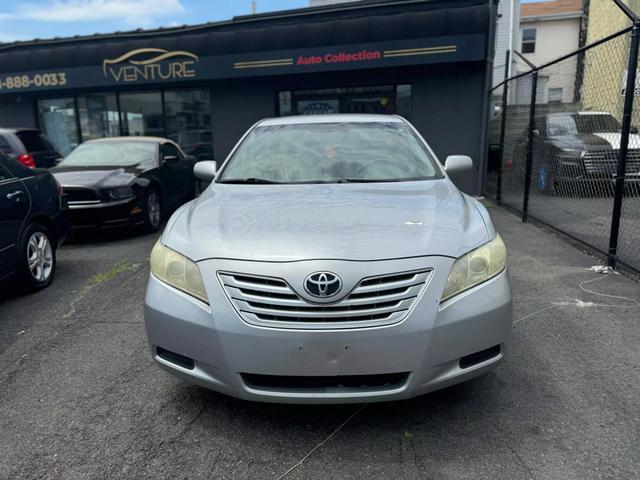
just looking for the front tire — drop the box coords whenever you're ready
[143,188,163,232]
[19,223,56,291]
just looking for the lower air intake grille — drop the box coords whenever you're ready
[242,372,410,391]
[64,187,102,204]
[219,269,431,329]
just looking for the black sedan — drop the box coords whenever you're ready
[0,152,67,291]
[51,137,198,232]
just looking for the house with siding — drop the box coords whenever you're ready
[518,0,585,104]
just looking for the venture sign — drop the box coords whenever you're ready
[102,48,199,83]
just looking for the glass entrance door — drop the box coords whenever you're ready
[119,91,164,137]
[279,85,411,118]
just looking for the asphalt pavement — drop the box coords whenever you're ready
[1,204,639,480]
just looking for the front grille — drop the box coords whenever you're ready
[64,187,102,204]
[219,269,431,329]
[242,372,410,391]
[583,150,640,176]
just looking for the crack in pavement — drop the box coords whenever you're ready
[63,261,142,320]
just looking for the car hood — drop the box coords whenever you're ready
[550,133,640,150]
[164,179,492,262]
[50,164,141,188]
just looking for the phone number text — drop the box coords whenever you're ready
[0,73,67,90]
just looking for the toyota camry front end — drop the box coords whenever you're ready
[144,114,513,404]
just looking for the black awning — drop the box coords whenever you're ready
[0,0,491,74]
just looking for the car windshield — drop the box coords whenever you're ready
[60,141,157,168]
[547,114,621,136]
[218,122,442,184]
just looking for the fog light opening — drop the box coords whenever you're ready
[156,346,195,370]
[459,345,501,369]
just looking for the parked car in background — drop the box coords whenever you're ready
[145,114,513,404]
[0,152,67,291]
[509,111,640,195]
[168,129,214,160]
[51,137,198,232]
[0,128,62,169]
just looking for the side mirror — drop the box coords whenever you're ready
[164,155,179,164]
[444,155,473,189]
[194,161,217,181]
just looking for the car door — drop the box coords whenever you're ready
[0,158,30,279]
[159,143,192,207]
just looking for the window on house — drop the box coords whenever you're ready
[522,28,537,54]
[548,88,563,104]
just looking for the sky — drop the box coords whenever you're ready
[0,0,310,43]
[0,0,548,44]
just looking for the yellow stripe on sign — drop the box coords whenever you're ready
[234,62,294,69]
[383,45,457,55]
[384,48,457,58]
[233,58,293,68]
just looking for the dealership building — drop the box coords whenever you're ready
[0,0,497,193]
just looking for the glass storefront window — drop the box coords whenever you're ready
[395,84,412,119]
[278,91,292,116]
[37,98,79,155]
[77,93,120,141]
[164,89,213,160]
[119,91,164,137]
[278,84,412,118]
[37,88,214,158]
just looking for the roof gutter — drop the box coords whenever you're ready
[520,11,584,22]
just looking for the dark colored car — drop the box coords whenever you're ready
[168,129,214,160]
[51,137,198,232]
[0,128,62,169]
[0,152,67,291]
[510,112,640,194]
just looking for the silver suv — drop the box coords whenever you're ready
[144,114,513,404]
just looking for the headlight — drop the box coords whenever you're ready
[107,186,134,201]
[150,241,209,304]
[559,147,586,157]
[441,234,507,302]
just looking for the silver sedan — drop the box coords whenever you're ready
[144,114,513,404]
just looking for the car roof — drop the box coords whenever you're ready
[258,114,405,126]
[0,127,42,133]
[85,136,172,144]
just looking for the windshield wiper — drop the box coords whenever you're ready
[335,178,398,183]
[218,178,282,184]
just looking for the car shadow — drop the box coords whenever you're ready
[62,224,163,246]
[169,371,505,430]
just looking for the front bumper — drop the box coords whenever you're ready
[144,257,513,404]
[66,197,144,229]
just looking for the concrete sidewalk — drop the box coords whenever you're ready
[0,202,638,480]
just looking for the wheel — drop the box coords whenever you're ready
[143,188,163,232]
[19,223,56,291]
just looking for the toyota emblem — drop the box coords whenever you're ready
[304,272,342,298]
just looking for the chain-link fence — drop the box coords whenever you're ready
[485,1,640,274]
